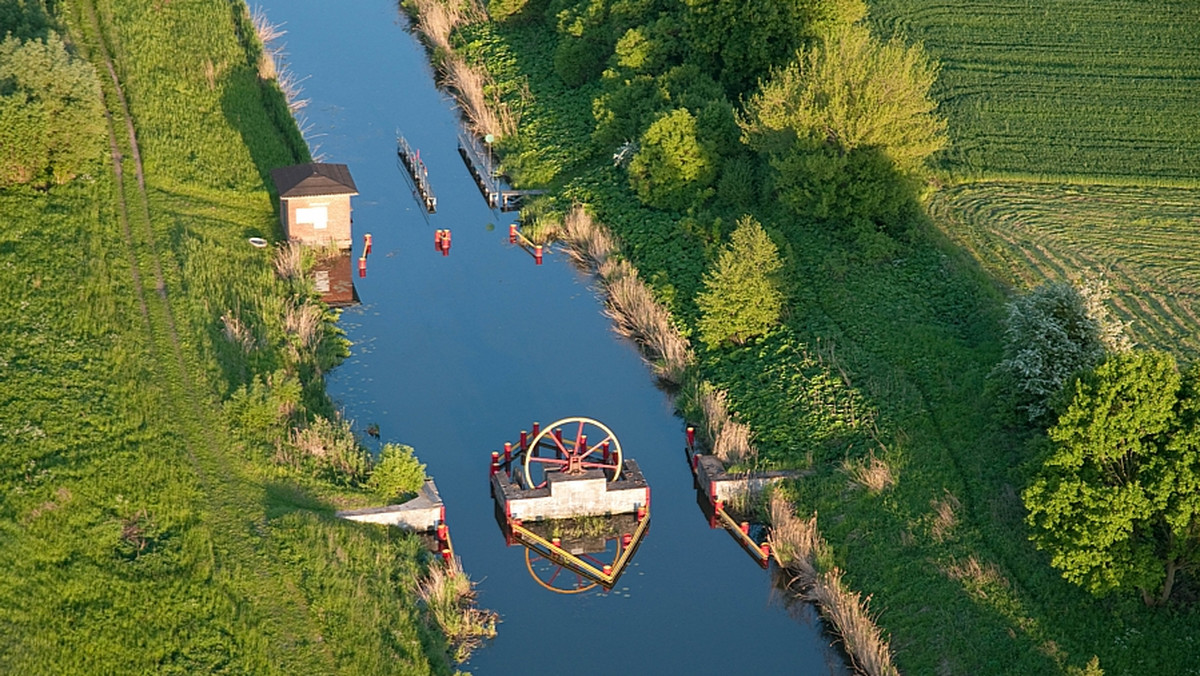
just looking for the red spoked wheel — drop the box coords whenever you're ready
[522,417,623,489]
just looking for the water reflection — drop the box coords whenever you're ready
[312,249,359,308]
[494,507,647,595]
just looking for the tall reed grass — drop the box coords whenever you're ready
[406,0,517,139]
[416,556,498,663]
[769,494,900,676]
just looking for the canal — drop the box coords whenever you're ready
[258,1,848,673]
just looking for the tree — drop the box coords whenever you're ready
[696,216,784,348]
[1023,351,1200,604]
[627,107,717,210]
[0,33,105,187]
[367,444,427,502]
[742,24,945,231]
[994,282,1106,423]
[681,0,864,96]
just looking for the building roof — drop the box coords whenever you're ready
[270,163,359,198]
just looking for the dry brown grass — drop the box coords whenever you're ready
[768,493,900,676]
[560,206,616,269]
[442,56,517,139]
[274,241,303,281]
[809,571,901,676]
[250,5,283,81]
[416,556,498,663]
[931,491,961,543]
[699,383,730,446]
[407,0,483,55]
[283,300,323,352]
[714,418,754,464]
[946,555,1008,591]
[841,452,896,494]
[221,311,256,353]
[602,261,693,383]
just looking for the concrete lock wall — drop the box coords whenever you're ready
[336,479,443,532]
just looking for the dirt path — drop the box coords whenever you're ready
[73,0,336,669]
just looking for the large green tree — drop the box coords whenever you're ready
[696,215,784,348]
[681,0,864,95]
[1024,351,1200,604]
[743,24,945,232]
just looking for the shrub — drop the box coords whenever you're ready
[0,33,105,186]
[627,107,716,210]
[368,443,427,502]
[695,215,784,347]
[993,282,1105,423]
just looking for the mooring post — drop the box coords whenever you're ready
[622,533,632,547]
[358,257,366,278]
[534,244,543,265]
[490,451,500,476]
[740,521,750,535]
[686,426,695,448]
[434,229,443,251]
[504,442,512,464]
[519,430,528,451]
[760,543,771,559]
[602,441,610,463]
[532,421,540,437]
[442,229,451,255]
[509,223,517,244]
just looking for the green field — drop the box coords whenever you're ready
[869,0,1200,184]
[0,1,449,672]
[932,182,1200,358]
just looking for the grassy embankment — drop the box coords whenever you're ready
[0,0,463,672]
[420,2,1200,674]
[870,0,1200,360]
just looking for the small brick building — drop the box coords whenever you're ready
[270,163,358,249]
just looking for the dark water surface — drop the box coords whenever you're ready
[257,1,847,673]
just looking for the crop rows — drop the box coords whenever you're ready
[870,0,1200,182]
[931,182,1200,358]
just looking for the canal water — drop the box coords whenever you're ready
[258,1,847,673]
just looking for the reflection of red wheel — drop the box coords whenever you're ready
[522,417,623,489]
[525,549,597,595]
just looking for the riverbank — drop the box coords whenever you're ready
[408,2,1200,674]
[0,1,456,672]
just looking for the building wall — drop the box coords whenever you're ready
[281,194,352,248]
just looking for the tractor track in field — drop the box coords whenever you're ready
[75,0,336,669]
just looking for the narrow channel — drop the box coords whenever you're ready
[259,1,847,672]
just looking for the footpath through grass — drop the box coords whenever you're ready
[0,1,448,673]
[449,8,1200,674]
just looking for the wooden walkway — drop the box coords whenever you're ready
[457,133,544,212]
[397,134,437,213]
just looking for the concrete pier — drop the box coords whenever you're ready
[336,478,444,532]
[491,460,648,522]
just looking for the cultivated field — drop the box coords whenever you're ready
[870,0,1200,184]
[932,182,1200,359]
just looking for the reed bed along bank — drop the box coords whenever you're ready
[405,0,517,139]
[416,556,498,663]
[769,494,900,676]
